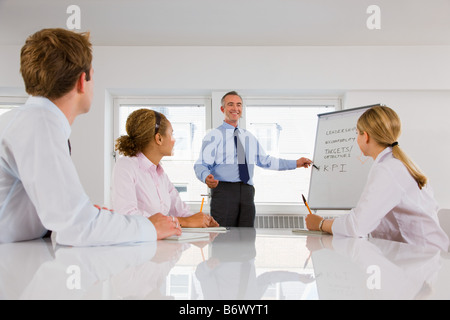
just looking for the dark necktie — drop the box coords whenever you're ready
[234,128,250,184]
[68,139,72,156]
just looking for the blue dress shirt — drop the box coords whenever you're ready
[194,122,297,186]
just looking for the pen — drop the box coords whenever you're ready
[312,164,319,170]
[200,197,205,213]
[302,194,313,215]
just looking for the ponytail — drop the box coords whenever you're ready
[357,106,427,189]
[391,143,427,189]
[115,135,139,157]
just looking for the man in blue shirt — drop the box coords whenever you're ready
[194,91,312,227]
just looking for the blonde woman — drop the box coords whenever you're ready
[306,106,449,251]
[112,109,219,228]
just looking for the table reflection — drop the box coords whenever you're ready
[0,228,448,300]
[308,235,446,299]
[195,228,315,299]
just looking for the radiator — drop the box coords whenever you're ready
[254,215,305,229]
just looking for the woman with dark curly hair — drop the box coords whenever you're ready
[112,109,219,228]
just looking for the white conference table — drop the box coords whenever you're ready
[0,228,449,300]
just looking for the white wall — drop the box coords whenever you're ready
[1,45,450,208]
[344,91,450,208]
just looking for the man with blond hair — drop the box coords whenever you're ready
[0,28,181,245]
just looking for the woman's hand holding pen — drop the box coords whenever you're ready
[178,212,219,228]
[305,214,334,234]
[297,157,313,168]
[305,214,324,231]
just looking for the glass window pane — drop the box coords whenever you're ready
[0,105,20,116]
[118,104,207,203]
[246,105,335,204]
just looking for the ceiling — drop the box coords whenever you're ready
[1,0,449,46]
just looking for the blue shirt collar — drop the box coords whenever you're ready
[221,121,243,133]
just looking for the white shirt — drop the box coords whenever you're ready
[111,153,191,218]
[0,97,156,246]
[332,147,449,252]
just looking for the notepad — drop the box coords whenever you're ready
[164,233,210,242]
[181,227,229,233]
[292,229,328,236]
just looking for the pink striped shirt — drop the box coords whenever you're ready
[111,152,191,218]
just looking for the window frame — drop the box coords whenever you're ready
[112,96,212,211]
[243,97,341,214]
[0,96,27,111]
[112,95,341,214]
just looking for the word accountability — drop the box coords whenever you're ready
[179,304,269,317]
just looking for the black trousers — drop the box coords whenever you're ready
[210,182,256,227]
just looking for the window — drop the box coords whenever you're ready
[113,97,211,204]
[244,98,338,207]
[112,95,339,214]
[0,97,26,115]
